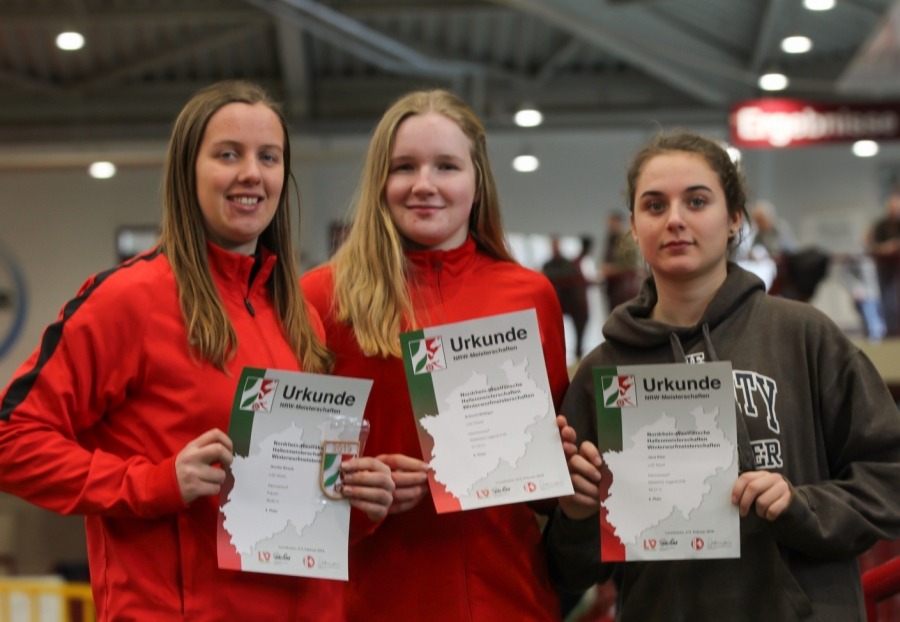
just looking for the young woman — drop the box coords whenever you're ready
[0,81,394,622]
[301,90,569,621]
[547,132,900,621]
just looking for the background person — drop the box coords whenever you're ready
[302,89,569,622]
[601,211,642,313]
[868,192,900,336]
[548,132,900,621]
[543,236,590,359]
[749,199,794,259]
[0,81,393,622]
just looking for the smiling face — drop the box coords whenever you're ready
[385,111,477,251]
[631,151,741,284]
[195,102,285,255]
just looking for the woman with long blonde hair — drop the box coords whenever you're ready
[302,89,569,621]
[0,81,393,621]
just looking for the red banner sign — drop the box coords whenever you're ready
[730,99,900,148]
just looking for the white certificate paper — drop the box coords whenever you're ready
[400,309,574,513]
[594,361,740,561]
[216,367,372,580]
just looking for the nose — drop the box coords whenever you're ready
[665,201,687,230]
[237,156,262,185]
[410,167,436,196]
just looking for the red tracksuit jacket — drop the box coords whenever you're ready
[0,243,343,622]
[301,238,569,622]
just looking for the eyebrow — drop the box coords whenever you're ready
[390,153,465,161]
[639,185,713,198]
[211,139,283,152]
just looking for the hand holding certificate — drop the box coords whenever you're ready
[400,309,573,513]
[593,362,740,561]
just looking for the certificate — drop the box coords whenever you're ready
[217,367,372,580]
[594,361,740,561]
[400,309,573,513]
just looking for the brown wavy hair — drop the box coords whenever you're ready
[332,89,514,358]
[160,80,332,373]
[626,132,749,249]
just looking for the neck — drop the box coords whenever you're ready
[650,264,728,327]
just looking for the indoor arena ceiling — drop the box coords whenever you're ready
[0,0,897,142]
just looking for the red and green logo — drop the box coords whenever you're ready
[601,375,636,408]
[320,440,359,500]
[240,376,278,412]
[409,337,447,374]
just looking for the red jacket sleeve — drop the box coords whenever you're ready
[0,271,187,518]
[533,275,570,411]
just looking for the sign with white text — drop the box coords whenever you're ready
[730,98,900,148]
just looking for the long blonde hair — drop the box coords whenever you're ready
[160,80,332,373]
[332,89,514,358]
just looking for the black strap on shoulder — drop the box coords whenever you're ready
[0,249,162,421]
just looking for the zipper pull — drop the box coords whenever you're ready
[244,298,256,317]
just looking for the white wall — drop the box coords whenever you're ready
[0,126,898,571]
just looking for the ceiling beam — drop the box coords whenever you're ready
[750,0,787,74]
[276,22,312,118]
[532,37,581,87]
[245,0,460,77]
[0,8,268,28]
[245,0,482,79]
[841,0,888,20]
[63,26,263,93]
[489,0,739,105]
[0,68,59,93]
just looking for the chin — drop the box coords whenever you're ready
[656,258,724,280]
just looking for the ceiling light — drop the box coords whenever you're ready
[514,108,543,128]
[804,0,835,10]
[758,73,789,91]
[513,155,539,173]
[781,36,812,54]
[56,32,85,51]
[852,140,879,157]
[89,162,116,179]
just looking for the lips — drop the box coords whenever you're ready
[227,195,264,210]
[662,240,693,250]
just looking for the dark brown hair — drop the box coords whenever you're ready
[159,80,332,373]
[626,132,749,247]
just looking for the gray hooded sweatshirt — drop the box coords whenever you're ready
[546,263,900,622]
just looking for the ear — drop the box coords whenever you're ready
[630,212,638,244]
[728,209,743,238]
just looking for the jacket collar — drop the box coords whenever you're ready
[404,236,478,279]
[206,240,277,296]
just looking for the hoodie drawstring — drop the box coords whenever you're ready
[669,332,687,362]
[671,323,755,472]
[701,323,719,362]
[668,322,720,363]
